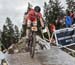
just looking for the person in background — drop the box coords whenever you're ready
[49,23,56,45]
[55,17,61,29]
[70,11,74,20]
[50,23,56,33]
[65,11,72,27]
[70,11,75,25]
[70,11,75,24]
[61,16,66,28]
[72,13,75,24]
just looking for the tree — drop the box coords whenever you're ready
[0,29,3,50]
[44,2,49,24]
[14,25,19,43]
[1,17,15,49]
[27,2,33,12]
[6,17,14,43]
[1,25,9,49]
[66,0,75,12]
[20,28,23,38]
[53,0,64,22]
[44,0,53,24]
[44,0,64,24]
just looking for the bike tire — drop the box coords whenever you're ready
[30,32,36,58]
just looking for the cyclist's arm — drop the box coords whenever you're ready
[39,18,44,28]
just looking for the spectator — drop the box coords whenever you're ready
[70,11,74,24]
[72,12,75,24]
[61,16,66,28]
[56,17,65,29]
[49,23,56,45]
[55,17,61,29]
[65,11,72,27]
[50,23,56,33]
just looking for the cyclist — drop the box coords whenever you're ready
[24,6,44,39]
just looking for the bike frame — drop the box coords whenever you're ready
[28,24,37,58]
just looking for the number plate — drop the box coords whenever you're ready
[31,26,37,31]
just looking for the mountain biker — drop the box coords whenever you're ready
[24,6,44,39]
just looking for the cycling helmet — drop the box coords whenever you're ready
[34,6,41,12]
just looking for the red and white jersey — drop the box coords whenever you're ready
[27,9,42,22]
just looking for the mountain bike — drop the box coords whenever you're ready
[28,23,38,58]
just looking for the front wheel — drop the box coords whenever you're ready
[30,32,36,58]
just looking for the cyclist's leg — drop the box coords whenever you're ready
[26,19,31,39]
[30,21,37,58]
[25,19,31,51]
[39,18,44,28]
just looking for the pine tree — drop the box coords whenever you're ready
[66,0,75,12]
[14,25,19,43]
[1,25,9,49]
[44,2,49,24]
[52,0,64,21]
[27,2,33,12]
[28,2,33,9]
[6,17,12,26]
[0,29,3,49]
[2,17,15,48]
[20,28,24,38]
[21,24,26,38]
[6,17,14,43]
[44,0,53,24]
[44,0,64,24]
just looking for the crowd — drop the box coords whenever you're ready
[54,11,75,30]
